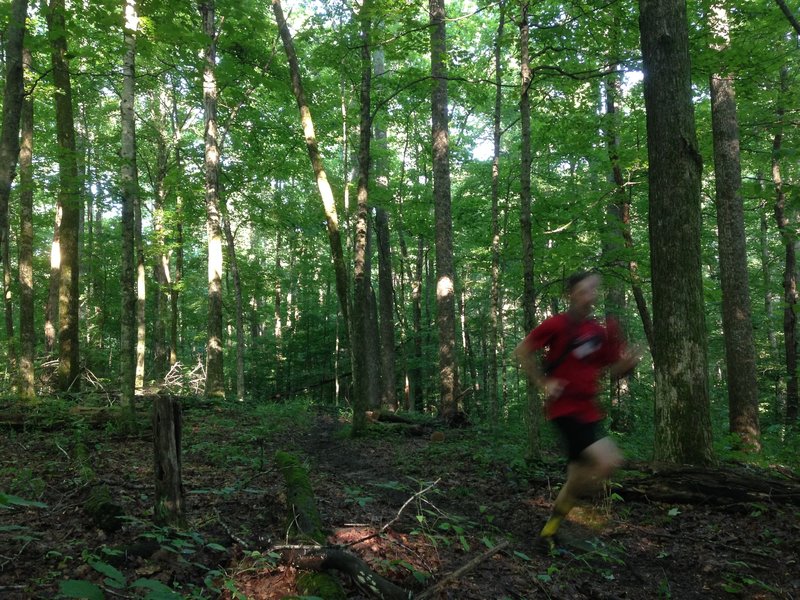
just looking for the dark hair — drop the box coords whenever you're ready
[565,271,596,293]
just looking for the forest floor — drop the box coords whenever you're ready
[1,398,799,599]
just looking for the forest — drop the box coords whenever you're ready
[1,0,800,598]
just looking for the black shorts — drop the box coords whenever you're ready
[552,416,603,462]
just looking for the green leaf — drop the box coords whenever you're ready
[89,560,126,588]
[667,507,681,517]
[513,550,532,562]
[130,578,183,599]
[58,580,105,600]
[0,493,47,509]
[206,542,227,552]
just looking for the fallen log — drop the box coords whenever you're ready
[618,464,800,506]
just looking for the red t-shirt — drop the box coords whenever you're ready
[522,313,624,423]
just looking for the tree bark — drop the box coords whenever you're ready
[709,4,760,449]
[201,0,225,398]
[120,0,138,408]
[153,396,185,527]
[772,66,797,424]
[519,1,540,460]
[222,208,245,401]
[45,205,61,354]
[271,0,352,353]
[18,44,34,400]
[412,236,424,411]
[639,0,713,464]
[48,0,82,393]
[152,99,171,381]
[488,1,505,424]
[352,0,374,430]
[0,0,27,369]
[429,0,458,420]
[375,207,396,410]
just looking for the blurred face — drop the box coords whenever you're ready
[569,274,600,317]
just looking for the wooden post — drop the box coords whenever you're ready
[153,396,185,527]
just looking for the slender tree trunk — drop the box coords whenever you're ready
[18,44,34,400]
[709,4,760,449]
[372,46,397,412]
[375,207,396,410]
[222,208,245,401]
[412,236,424,411]
[639,0,712,464]
[152,105,171,380]
[201,0,225,398]
[274,229,284,398]
[170,145,184,367]
[429,0,458,420]
[772,66,797,424]
[272,0,351,353]
[48,0,81,393]
[352,0,374,431]
[488,0,505,424]
[760,197,777,353]
[519,1,540,460]
[0,0,27,369]
[120,0,138,408]
[45,206,61,354]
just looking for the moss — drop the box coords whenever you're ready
[295,571,346,599]
[275,451,325,543]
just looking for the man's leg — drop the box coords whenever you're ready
[539,436,621,545]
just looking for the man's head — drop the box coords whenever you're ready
[566,271,600,318]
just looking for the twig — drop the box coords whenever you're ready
[414,540,510,600]
[213,507,250,549]
[344,479,441,548]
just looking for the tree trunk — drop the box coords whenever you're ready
[352,0,374,431]
[274,229,284,398]
[519,1,540,460]
[222,208,245,401]
[18,45,34,400]
[375,207,396,410]
[48,0,81,393]
[429,0,458,420]
[272,0,352,354]
[488,0,505,424]
[0,0,27,369]
[412,236,424,411]
[201,0,225,398]
[709,4,760,450]
[153,396,185,527]
[639,0,713,464]
[772,66,797,424]
[45,205,61,354]
[120,0,138,408]
[152,106,171,381]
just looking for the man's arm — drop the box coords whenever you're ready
[513,340,565,399]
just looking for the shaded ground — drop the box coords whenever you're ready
[1,399,799,599]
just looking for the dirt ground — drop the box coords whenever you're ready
[1,401,799,599]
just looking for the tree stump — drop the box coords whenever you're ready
[152,396,185,527]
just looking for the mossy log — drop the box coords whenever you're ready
[275,451,413,599]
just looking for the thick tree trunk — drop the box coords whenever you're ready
[0,0,27,368]
[519,2,540,460]
[201,0,225,398]
[120,0,138,408]
[18,45,34,400]
[429,0,458,420]
[488,1,505,424]
[48,0,81,393]
[272,0,351,353]
[709,4,760,450]
[772,67,797,424]
[639,0,712,464]
[153,396,185,527]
